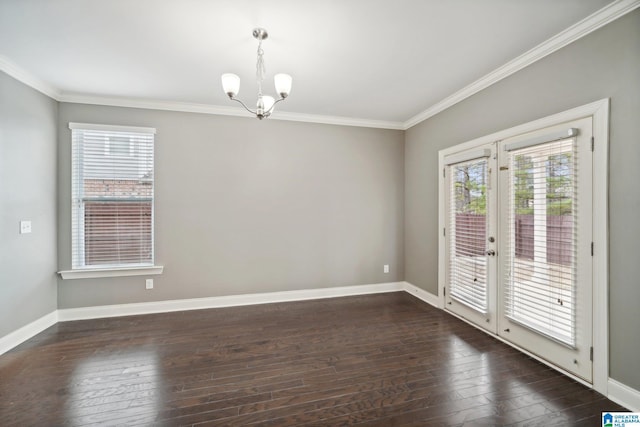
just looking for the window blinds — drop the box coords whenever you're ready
[70,123,155,269]
[448,157,489,313]
[504,137,576,346]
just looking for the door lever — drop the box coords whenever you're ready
[486,250,496,256]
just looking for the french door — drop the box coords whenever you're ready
[443,117,593,382]
[443,144,497,334]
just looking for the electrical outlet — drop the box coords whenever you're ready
[145,279,153,290]
[383,264,390,273]
[20,221,32,234]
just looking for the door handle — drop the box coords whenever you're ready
[486,249,496,256]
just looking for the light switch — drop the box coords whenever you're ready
[20,221,32,234]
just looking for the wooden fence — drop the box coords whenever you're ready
[84,201,152,265]
[514,214,573,265]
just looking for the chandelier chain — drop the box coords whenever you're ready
[256,40,266,96]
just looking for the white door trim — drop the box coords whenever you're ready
[438,98,609,394]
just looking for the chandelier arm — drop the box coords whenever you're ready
[264,97,286,115]
[229,97,257,115]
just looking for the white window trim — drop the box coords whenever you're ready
[59,265,164,280]
[69,122,157,134]
[66,122,159,276]
[437,98,609,394]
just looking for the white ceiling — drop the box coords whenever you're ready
[0,0,617,127]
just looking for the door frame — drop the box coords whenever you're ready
[437,99,609,394]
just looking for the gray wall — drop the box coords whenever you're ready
[57,104,404,308]
[405,10,640,390]
[0,71,58,337]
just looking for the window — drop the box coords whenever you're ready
[448,155,490,313]
[70,123,156,269]
[504,136,577,346]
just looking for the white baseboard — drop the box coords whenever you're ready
[608,378,640,412]
[403,281,442,308]
[0,310,58,355]
[57,282,405,321]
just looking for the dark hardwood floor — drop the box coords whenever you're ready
[0,292,626,426]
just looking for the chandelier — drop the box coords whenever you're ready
[221,28,292,120]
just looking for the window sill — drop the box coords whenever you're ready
[58,265,164,280]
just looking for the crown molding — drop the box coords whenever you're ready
[59,93,406,130]
[403,0,640,130]
[268,110,405,130]
[0,55,61,100]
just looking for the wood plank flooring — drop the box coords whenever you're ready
[0,292,627,426]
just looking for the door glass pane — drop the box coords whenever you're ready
[505,138,576,346]
[448,158,488,313]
